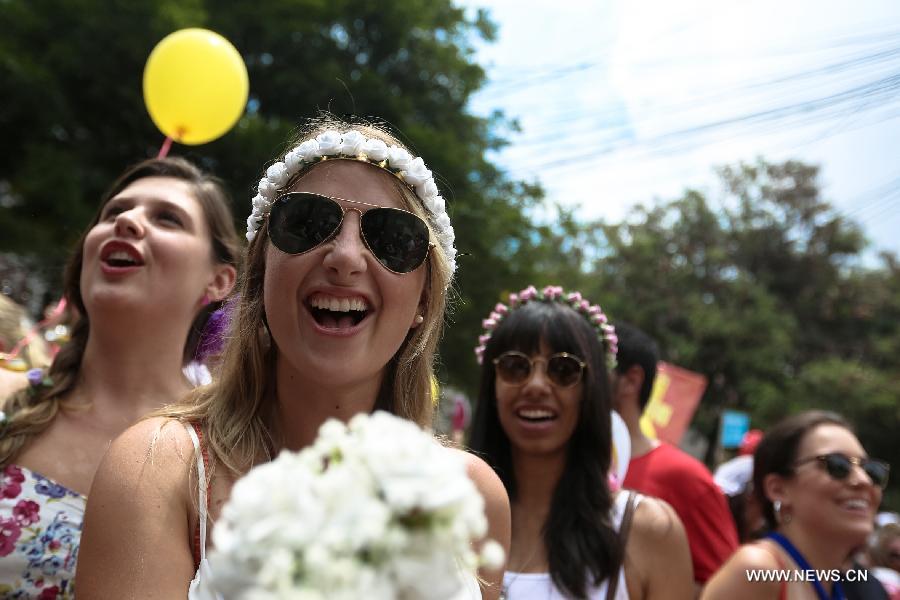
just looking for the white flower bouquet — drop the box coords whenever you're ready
[208,411,503,600]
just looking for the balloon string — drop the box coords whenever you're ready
[157,136,174,158]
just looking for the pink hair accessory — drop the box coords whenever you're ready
[474,284,618,368]
[607,472,621,493]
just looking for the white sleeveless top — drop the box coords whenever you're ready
[184,423,483,600]
[501,492,641,600]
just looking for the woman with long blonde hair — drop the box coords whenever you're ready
[76,116,511,599]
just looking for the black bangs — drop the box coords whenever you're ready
[484,300,592,361]
[469,297,621,599]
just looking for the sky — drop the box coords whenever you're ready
[460,0,900,258]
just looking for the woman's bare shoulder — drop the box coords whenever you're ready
[630,494,684,540]
[455,449,508,504]
[93,416,196,493]
[625,494,695,599]
[452,449,510,599]
[701,542,784,600]
[717,541,784,571]
[77,417,200,596]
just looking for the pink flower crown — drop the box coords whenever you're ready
[474,285,618,369]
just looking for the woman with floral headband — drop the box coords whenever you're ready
[0,157,240,597]
[76,116,511,599]
[468,285,693,600]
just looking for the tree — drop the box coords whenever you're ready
[0,0,571,389]
[579,159,900,503]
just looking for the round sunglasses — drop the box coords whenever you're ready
[793,452,890,489]
[268,192,432,274]
[493,351,586,388]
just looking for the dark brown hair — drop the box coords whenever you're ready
[0,157,242,465]
[752,410,851,530]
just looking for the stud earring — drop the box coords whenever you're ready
[414,315,424,325]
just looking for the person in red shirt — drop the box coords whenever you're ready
[612,322,739,591]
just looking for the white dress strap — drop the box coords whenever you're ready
[611,490,638,529]
[185,422,209,560]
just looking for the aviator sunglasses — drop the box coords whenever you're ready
[493,351,587,388]
[268,192,432,274]
[793,452,890,489]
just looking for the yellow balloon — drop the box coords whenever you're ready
[143,28,248,145]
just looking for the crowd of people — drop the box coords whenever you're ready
[0,115,895,599]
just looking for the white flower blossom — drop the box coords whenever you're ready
[316,130,343,155]
[207,411,501,599]
[435,213,452,230]
[295,139,321,162]
[339,130,367,156]
[362,138,389,161]
[257,179,277,200]
[251,194,269,211]
[386,146,413,171]
[403,158,432,187]
[283,148,304,171]
[422,179,439,199]
[431,195,446,214]
[266,162,289,187]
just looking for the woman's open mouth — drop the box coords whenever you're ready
[306,293,371,330]
[516,407,558,423]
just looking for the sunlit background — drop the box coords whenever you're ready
[462,0,900,258]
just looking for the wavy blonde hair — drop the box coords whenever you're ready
[156,116,454,475]
[0,158,242,466]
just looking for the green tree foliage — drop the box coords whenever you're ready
[581,159,899,503]
[0,0,567,377]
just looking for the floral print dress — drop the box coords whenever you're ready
[0,464,84,599]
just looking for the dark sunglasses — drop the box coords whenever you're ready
[794,452,890,489]
[268,192,432,274]
[493,351,586,388]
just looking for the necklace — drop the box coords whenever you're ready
[766,532,845,600]
[500,544,543,600]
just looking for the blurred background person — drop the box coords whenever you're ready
[703,410,890,600]
[0,157,239,597]
[0,294,52,399]
[714,429,766,543]
[870,522,900,599]
[612,321,738,592]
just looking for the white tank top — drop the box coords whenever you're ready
[501,492,641,600]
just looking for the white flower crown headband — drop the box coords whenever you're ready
[246,129,456,275]
[475,285,618,369]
